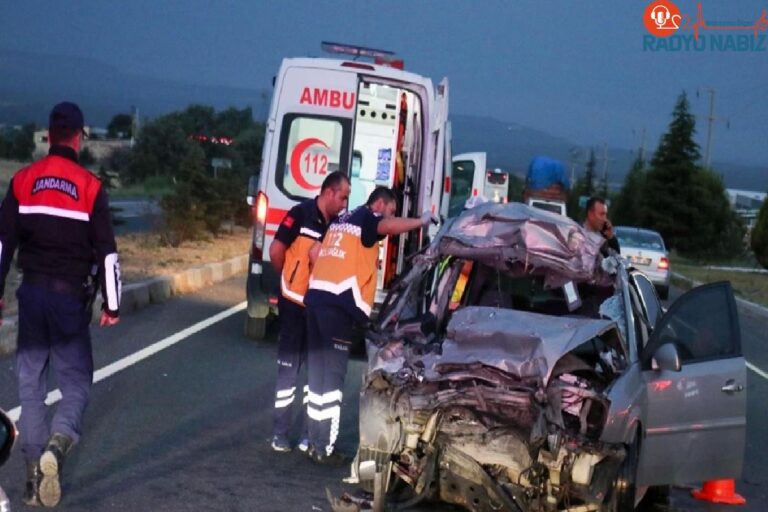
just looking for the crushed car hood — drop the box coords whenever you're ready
[372,306,620,385]
[433,202,611,287]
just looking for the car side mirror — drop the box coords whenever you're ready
[651,343,681,372]
[0,409,17,467]
[246,175,259,206]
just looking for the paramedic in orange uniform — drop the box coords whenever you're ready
[303,186,432,464]
[268,171,350,452]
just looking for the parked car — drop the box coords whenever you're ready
[345,203,746,512]
[614,226,670,299]
[0,408,17,510]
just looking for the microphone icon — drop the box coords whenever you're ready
[651,5,671,28]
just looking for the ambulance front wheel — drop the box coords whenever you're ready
[245,315,267,340]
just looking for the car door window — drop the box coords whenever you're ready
[633,273,662,327]
[648,282,740,364]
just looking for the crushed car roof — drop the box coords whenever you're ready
[432,202,611,287]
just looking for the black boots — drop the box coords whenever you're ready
[38,433,73,507]
[22,460,42,507]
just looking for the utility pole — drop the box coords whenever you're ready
[596,143,614,193]
[633,127,647,161]
[698,87,720,169]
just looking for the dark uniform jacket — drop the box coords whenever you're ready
[0,145,121,316]
[275,197,330,306]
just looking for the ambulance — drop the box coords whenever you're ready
[245,43,451,339]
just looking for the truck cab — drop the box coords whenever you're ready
[246,46,450,338]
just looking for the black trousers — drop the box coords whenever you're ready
[272,296,308,439]
[305,304,353,456]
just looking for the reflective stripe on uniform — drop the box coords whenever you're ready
[280,273,305,304]
[306,389,342,406]
[275,396,295,409]
[307,404,340,422]
[308,276,372,317]
[18,204,90,222]
[299,226,322,239]
[276,387,296,399]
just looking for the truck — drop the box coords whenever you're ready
[245,42,451,339]
[523,156,570,216]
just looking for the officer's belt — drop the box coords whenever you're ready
[23,272,88,298]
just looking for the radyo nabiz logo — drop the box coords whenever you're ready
[643,1,768,51]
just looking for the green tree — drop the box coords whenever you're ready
[642,92,744,259]
[9,124,36,161]
[612,154,646,226]
[641,92,702,254]
[127,115,206,183]
[79,147,96,167]
[753,197,768,269]
[234,126,265,173]
[107,114,134,139]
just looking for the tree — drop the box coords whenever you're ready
[641,92,702,254]
[107,114,134,139]
[127,115,206,183]
[612,154,646,226]
[751,197,768,269]
[8,124,36,161]
[79,147,96,167]
[234,126,265,173]
[642,92,744,259]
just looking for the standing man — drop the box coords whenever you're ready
[0,102,121,507]
[303,186,433,464]
[268,171,350,452]
[584,196,620,253]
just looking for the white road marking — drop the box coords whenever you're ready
[6,301,247,423]
[747,361,768,381]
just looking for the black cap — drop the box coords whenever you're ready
[49,101,85,131]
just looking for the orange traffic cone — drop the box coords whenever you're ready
[691,479,746,505]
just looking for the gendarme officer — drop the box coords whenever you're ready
[0,102,121,507]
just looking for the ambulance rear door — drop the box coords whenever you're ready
[262,63,358,250]
[427,78,450,234]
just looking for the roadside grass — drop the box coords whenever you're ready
[109,176,175,199]
[671,254,768,307]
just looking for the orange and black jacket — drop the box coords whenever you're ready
[275,197,329,306]
[0,145,121,316]
[305,205,384,323]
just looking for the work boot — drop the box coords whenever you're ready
[270,435,292,453]
[38,433,73,507]
[22,460,42,507]
[307,446,350,467]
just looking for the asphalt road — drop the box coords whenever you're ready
[0,276,764,511]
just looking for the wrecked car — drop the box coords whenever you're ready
[347,202,746,512]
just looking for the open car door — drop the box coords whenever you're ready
[637,281,746,486]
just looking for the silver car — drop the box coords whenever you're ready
[347,203,746,512]
[614,227,670,299]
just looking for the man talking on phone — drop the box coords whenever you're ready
[584,196,620,254]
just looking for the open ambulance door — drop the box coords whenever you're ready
[427,78,450,239]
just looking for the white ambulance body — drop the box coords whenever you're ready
[246,56,450,338]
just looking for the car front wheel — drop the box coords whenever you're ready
[605,437,639,512]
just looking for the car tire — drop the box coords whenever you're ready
[657,285,669,300]
[605,436,639,512]
[245,315,267,340]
